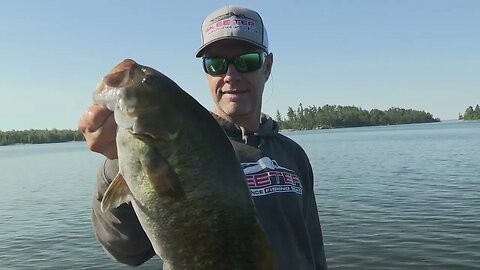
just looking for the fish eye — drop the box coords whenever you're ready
[142,76,153,85]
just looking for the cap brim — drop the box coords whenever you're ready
[195,37,268,58]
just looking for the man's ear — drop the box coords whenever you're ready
[264,53,273,82]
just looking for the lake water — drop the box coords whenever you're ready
[1,121,479,269]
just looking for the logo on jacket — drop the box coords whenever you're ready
[241,157,303,197]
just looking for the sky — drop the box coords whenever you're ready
[1,0,479,130]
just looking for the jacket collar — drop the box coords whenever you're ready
[211,112,279,142]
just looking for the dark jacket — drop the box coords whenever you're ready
[91,113,327,269]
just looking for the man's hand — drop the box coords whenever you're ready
[78,104,118,159]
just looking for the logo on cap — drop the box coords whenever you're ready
[205,12,259,36]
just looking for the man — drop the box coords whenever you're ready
[78,5,327,270]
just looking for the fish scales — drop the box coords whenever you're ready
[95,59,277,270]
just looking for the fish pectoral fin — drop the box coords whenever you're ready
[101,173,132,212]
[141,153,184,199]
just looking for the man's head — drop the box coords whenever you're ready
[196,5,273,131]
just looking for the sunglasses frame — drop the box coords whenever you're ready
[202,52,267,76]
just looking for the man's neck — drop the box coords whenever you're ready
[214,109,260,133]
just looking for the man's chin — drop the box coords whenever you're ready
[217,105,251,118]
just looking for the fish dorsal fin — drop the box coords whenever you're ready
[141,151,184,199]
[101,173,132,212]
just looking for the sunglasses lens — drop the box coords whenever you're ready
[234,53,262,73]
[203,52,265,75]
[203,57,227,75]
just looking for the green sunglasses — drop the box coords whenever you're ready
[202,52,267,76]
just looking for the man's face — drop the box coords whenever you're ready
[202,40,273,125]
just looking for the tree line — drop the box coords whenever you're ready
[275,104,440,130]
[459,104,480,120]
[0,129,85,146]
[0,103,446,145]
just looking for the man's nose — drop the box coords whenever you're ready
[223,63,241,82]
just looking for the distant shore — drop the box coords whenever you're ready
[0,129,85,146]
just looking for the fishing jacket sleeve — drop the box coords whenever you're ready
[91,158,156,266]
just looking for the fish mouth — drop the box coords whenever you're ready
[129,129,179,143]
[117,104,161,117]
[130,131,157,141]
[101,59,137,89]
[93,59,138,110]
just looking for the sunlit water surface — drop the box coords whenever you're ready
[1,121,478,269]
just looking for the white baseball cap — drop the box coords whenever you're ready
[195,5,269,57]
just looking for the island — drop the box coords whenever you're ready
[458,104,480,120]
[275,104,440,130]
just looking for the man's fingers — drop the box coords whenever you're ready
[84,113,118,157]
[78,104,118,159]
[78,104,113,133]
[99,113,117,139]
